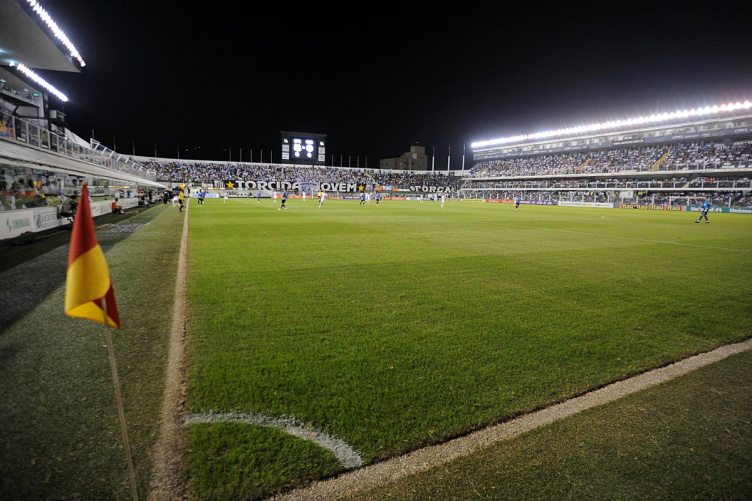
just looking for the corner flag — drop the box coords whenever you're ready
[65,183,121,328]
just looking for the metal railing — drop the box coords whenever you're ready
[0,108,155,181]
[461,179,752,191]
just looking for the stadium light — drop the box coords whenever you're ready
[11,62,69,102]
[471,100,752,149]
[25,0,86,68]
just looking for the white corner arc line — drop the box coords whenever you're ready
[183,412,363,469]
[269,338,752,501]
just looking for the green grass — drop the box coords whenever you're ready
[185,198,752,500]
[0,204,183,500]
[186,423,342,500]
[345,349,752,501]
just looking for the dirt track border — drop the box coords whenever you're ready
[148,201,190,501]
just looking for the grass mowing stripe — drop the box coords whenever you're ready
[493,222,752,253]
[273,338,752,501]
[184,200,752,500]
[340,345,752,501]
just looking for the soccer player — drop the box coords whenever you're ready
[441,194,446,207]
[256,191,261,202]
[279,190,288,210]
[319,190,327,208]
[224,193,228,203]
[514,196,521,210]
[359,192,366,206]
[178,189,185,212]
[376,192,381,206]
[695,197,711,223]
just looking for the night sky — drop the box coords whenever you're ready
[41,1,752,168]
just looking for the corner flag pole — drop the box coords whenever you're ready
[65,182,137,501]
[103,297,139,501]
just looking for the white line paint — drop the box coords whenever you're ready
[270,338,752,501]
[183,412,363,469]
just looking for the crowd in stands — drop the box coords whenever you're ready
[464,176,752,191]
[147,161,460,189]
[464,189,750,207]
[468,141,752,178]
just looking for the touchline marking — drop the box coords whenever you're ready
[494,222,752,253]
[183,412,364,469]
[269,338,752,501]
[148,201,190,501]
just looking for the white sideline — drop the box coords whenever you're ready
[183,412,364,469]
[269,338,752,501]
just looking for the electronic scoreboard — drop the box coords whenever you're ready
[280,131,326,165]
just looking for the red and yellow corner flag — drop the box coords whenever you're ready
[65,183,121,328]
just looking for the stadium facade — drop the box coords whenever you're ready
[0,0,164,240]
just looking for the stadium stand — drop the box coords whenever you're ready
[464,139,752,207]
[145,161,462,195]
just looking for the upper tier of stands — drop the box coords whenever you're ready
[467,140,752,178]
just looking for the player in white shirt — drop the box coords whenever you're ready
[441,194,446,207]
[224,193,229,203]
[318,191,327,208]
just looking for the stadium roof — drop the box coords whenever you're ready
[471,100,752,151]
[0,0,83,72]
[0,138,164,188]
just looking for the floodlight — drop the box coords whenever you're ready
[11,62,68,102]
[471,100,752,149]
[26,0,86,67]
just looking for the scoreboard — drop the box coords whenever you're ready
[281,131,326,165]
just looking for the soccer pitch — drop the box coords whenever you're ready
[183,198,752,499]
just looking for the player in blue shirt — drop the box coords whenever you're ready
[695,197,710,223]
[256,191,261,203]
[514,196,521,210]
[279,190,288,210]
[359,192,366,207]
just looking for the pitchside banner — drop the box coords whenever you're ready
[486,199,556,205]
[213,180,455,193]
[218,180,359,192]
[686,205,752,214]
[409,186,455,193]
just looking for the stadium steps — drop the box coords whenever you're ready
[650,152,670,171]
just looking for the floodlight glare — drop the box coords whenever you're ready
[471,100,752,149]
[12,63,68,102]
[26,0,86,67]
